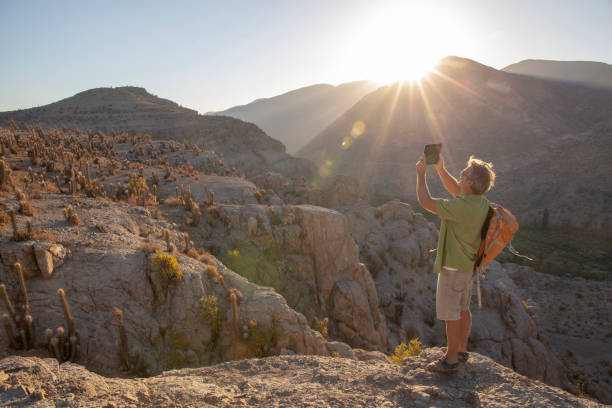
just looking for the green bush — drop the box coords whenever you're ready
[390,338,423,364]
[153,251,182,282]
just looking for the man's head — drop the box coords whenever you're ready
[459,156,496,195]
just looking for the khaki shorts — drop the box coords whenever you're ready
[436,266,473,321]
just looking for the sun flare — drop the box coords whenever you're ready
[344,4,468,83]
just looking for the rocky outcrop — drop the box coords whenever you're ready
[0,194,333,376]
[196,202,389,351]
[471,262,570,389]
[0,349,602,407]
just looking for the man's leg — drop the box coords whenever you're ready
[445,319,461,364]
[459,310,472,353]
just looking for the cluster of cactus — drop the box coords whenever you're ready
[204,263,243,337]
[0,158,14,190]
[9,210,35,241]
[180,185,202,226]
[124,175,154,206]
[203,184,215,206]
[1,263,35,349]
[162,228,176,253]
[44,288,79,363]
[63,205,82,225]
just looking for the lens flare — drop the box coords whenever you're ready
[341,136,354,149]
[351,121,366,137]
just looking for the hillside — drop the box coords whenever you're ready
[503,59,612,90]
[0,87,313,179]
[297,56,612,233]
[210,81,380,154]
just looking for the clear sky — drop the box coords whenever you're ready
[1,0,611,113]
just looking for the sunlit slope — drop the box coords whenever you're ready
[210,81,380,154]
[298,56,612,229]
[503,59,612,90]
[0,87,313,179]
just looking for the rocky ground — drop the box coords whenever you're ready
[505,264,612,403]
[0,348,603,407]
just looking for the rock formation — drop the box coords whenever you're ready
[0,349,603,407]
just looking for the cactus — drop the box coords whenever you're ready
[45,327,53,350]
[217,274,229,295]
[0,263,34,349]
[0,158,13,190]
[58,288,74,338]
[2,314,18,348]
[50,337,61,360]
[46,288,79,363]
[111,307,149,376]
[0,284,17,323]
[112,307,131,371]
[229,291,239,335]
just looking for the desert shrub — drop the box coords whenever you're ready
[390,338,423,364]
[200,295,220,345]
[248,319,278,358]
[125,176,150,206]
[315,317,329,340]
[19,200,35,216]
[186,248,199,259]
[165,197,184,206]
[205,265,219,278]
[152,251,182,282]
[253,190,262,203]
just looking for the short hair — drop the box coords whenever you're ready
[467,156,495,195]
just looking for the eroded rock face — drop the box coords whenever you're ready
[471,262,570,389]
[199,203,389,351]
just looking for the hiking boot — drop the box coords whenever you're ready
[426,357,459,374]
[458,351,469,364]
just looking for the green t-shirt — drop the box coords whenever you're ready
[433,194,489,274]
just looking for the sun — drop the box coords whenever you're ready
[342,4,467,83]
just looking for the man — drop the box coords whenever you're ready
[415,152,495,373]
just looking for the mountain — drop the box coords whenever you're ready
[209,81,380,154]
[0,86,313,179]
[297,56,612,230]
[503,59,612,90]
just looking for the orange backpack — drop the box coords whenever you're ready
[473,203,528,308]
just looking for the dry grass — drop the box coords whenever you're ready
[19,200,36,216]
[186,248,200,259]
[165,197,184,206]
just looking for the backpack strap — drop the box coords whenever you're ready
[474,205,494,310]
[474,205,494,271]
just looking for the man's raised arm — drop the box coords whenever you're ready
[434,155,460,197]
[416,155,437,214]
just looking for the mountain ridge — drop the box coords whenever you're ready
[210,80,380,154]
[502,59,612,90]
[297,56,612,230]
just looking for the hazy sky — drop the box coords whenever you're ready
[1,0,611,113]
